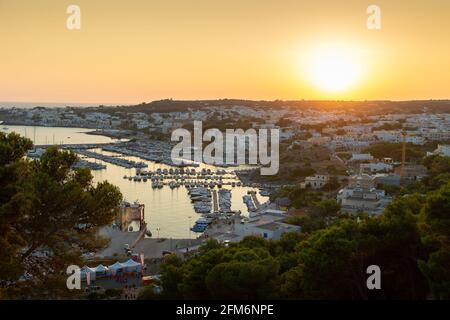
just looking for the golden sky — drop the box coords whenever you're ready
[1,0,449,104]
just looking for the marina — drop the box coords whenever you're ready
[102,142,199,167]
[72,159,107,170]
[75,149,148,169]
[1,124,270,239]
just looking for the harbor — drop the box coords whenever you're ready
[2,124,270,239]
[75,149,148,169]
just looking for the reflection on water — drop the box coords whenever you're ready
[0,125,121,145]
[2,125,269,239]
[89,148,269,239]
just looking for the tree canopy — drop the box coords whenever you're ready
[0,132,122,298]
[149,187,450,300]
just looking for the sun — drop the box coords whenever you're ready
[307,45,361,93]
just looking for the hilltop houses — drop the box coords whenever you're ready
[350,153,374,162]
[234,209,300,240]
[428,144,450,157]
[337,173,391,215]
[301,174,330,189]
[360,162,393,173]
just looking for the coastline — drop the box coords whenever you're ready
[1,122,132,140]
[84,128,134,140]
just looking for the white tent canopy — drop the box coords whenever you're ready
[94,264,108,273]
[108,262,124,271]
[122,259,142,272]
[80,266,96,280]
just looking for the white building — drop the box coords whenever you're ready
[280,128,295,141]
[374,173,401,186]
[360,162,393,173]
[432,144,450,157]
[234,210,301,240]
[428,144,450,157]
[350,153,374,161]
[308,136,331,146]
[337,174,391,215]
[423,130,450,141]
[301,174,330,189]
[373,130,426,145]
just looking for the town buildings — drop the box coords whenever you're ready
[301,174,330,189]
[428,144,450,157]
[234,209,301,240]
[337,174,392,215]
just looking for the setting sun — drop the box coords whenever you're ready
[307,45,361,93]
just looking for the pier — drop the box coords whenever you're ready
[212,190,219,213]
[250,191,261,209]
[35,143,114,150]
[74,149,147,169]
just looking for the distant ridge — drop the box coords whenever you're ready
[2,99,450,114]
[98,99,450,114]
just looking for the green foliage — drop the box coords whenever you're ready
[291,166,316,179]
[104,288,122,299]
[373,122,403,131]
[138,286,160,300]
[0,134,122,298]
[297,204,428,299]
[158,236,284,300]
[156,192,442,300]
[419,182,450,299]
[422,155,450,191]
[4,131,449,299]
[285,200,341,233]
[0,132,33,166]
[322,176,341,192]
[419,248,450,299]
[377,183,401,196]
[364,142,426,162]
[272,185,321,208]
[285,187,322,209]
[205,259,279,299]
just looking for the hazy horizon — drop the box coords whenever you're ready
[1,0,450,104]
[1,97,450,109]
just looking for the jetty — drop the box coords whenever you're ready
[212,190,219,213]
[35,143,113,150]
[250,191,261,209]
[74,149,147,169]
